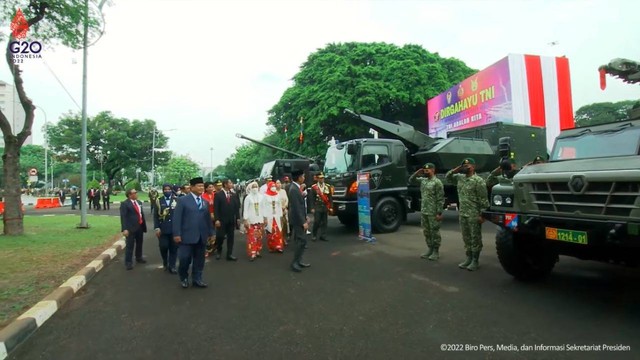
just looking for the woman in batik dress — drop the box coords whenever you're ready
[276,179,289,246]
[243,181,265,261]
[262,181,284,253]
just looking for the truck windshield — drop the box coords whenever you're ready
[551,127,640,161]
[324,145,355,174]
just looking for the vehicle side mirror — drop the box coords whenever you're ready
[347,143,357,155]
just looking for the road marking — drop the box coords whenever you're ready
[60,276,87,293]
[101,248,117,259]
[410,273,460,293]
[86,260,104,272]
[18,300,58,327]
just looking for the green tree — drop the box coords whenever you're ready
[45,111,170,188]
[1,1,103,235]
[574,100,639,127]
[226,42,475,177]
[158,155,201,185]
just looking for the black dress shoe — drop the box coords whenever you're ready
[298,262,311,268]
[136,258,147,264]
[180,279,189,288]
[226,255,238,261]
[320,237,328,242]
[126,264,133,270]
[290,264,302,273]
[169,268,178,274]
[192,280,208,288]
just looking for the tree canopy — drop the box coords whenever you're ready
[158,155,201,185]
[223,42,476,179]
[45,111,170,186]
[574,100,640,127]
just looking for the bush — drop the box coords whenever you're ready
[86,179,101,190]
[125,180,141,191]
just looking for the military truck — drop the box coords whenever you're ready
[484,115,640,281]
[236,134,321,187]
[324,110,547,233]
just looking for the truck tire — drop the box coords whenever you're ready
[372,197,403,233]
[337,214,358,227]
[495,228,558,281]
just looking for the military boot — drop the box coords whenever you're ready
[466,252,480,271]
[428,247,440,261]
[420,247,434,259]
[458,251,472,269]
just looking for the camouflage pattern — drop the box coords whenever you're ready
[486,168,520,188]
[409,173,445,248]
[311,182,333,240]
[445,171,490,252]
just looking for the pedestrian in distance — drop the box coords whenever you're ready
[409,163,445,260]
[288,169,311,273]
[445,158,490,271]
[213,179,241,261]
[92,187,101,210]
[153,184,179,274]
[120,189,148,270]
[173,177,215,288]
[57,188,66,206]
[243,181,265,261]
[101,187,110,210]
[70,187,78,210]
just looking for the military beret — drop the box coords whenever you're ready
[423,163,436,169]
[214,179,222,186]
[461,158,475,165]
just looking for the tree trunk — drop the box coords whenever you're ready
[2,139,24,235]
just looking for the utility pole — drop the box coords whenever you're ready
[209,147,213,181]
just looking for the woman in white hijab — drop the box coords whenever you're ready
[276,179,289,246]
[243,181,266,261]
[262,181,284,253]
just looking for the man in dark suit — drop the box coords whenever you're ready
[101,187,110,210]
[173,177,215,288]
[213,179,241,261]
[153,184,178,274]
[120,189,147,270]
[289,170,311,272]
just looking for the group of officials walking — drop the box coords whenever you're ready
[119,170,335,288]
[410,155,545,271]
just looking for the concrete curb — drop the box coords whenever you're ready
[0,237,126,360]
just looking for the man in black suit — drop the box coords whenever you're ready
[213,178,240,261]
[120,189,147,270]
[173,177,215,288]
[153,184,178,274]
[289,170,311,272]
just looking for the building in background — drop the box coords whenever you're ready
[0,80,31,147]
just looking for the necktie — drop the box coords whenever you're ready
[196,196,202,210]
[226,192,230,204]
[133,201,143,224]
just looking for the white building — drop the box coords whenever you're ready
[0,80,30,146]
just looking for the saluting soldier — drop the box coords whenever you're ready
[486,158,519,189]
[153,184,179,274]
[409,163,445,261]
[445,158,490,271]
[310,172,333,242]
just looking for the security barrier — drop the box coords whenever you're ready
[34,197,62,209]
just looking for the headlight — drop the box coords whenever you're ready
[492,195,503,206]
[505,196,512,205]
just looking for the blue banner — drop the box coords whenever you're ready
[357,173,375,243]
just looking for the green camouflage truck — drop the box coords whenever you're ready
[484,114,640,281]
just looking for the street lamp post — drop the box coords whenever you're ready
[151,127,176,187]
[79,0,108,229]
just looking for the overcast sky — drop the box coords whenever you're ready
[2,0,639,170]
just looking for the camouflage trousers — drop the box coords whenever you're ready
[459,216,483,252]
[420,214,442,248]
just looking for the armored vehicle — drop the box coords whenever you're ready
[325,110,547,233]
[484,117,640,281]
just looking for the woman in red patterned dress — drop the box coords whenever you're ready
[262,181,284,253]
[243,181,265,261]
[202,181,216,257]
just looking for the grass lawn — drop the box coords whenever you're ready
[0,215,121,327]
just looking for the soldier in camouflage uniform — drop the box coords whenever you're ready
[409,163,444,260]
[310,172,333,242]
[445,158,490,271]
[486,158,519,189]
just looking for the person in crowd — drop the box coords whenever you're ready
[57,188,66,206]
[214,179,241,261]
[288,170,311,272]
[243,181,265,261]
[70,187,78,210]
[154,184,178,274]
[263,181,284,253]
[276,179,289,246]
[120,189,147,270]
[310,172,333,242]
[173,177,214,289]
[202,181,217,257]
[87,188,95,209]
[259,175,272,194]
[409,163,444,261]
[92,187,101,210]
[101,187,110,210]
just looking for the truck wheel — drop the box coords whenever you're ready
[372,197,403,233]
[496,228,558,281]
[337,214,358,227]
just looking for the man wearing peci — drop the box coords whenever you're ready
[120,189,148,270]
[288,169,311,272]
[173,177,215,288]
[214,179,241,261]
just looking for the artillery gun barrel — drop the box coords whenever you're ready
[236,133,314,161]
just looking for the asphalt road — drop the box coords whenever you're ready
[8,208,640,360]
